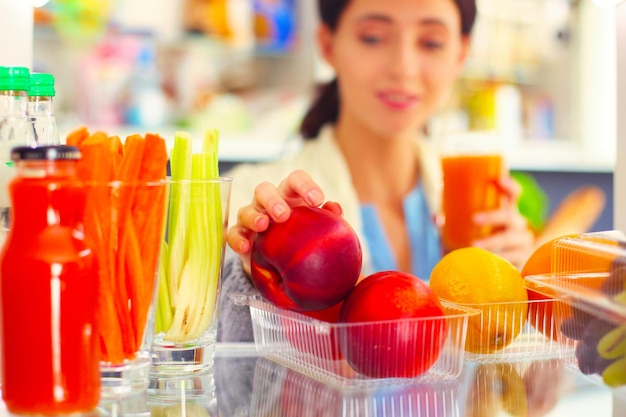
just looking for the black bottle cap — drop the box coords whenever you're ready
[10,145,81,162]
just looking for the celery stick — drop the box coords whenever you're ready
[155,301,162,335]
[167,132,192,307]
[165,260,195,341]
[187,153,221,339]
[191,130,223,336]
[155,241,173,333]
[181,155,210,339]
[202,128,220,161]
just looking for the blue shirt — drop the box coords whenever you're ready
[360,184,441,281]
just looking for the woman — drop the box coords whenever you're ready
[218,0,534,342]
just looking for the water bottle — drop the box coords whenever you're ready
[29,72,60,146]
[0,66,32,247]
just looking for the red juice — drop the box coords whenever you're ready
[0,147,100,414]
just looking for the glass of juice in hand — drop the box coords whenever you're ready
[439,132,504,251]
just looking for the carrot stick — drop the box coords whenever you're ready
[76,133,127,363]
[131,133,168,343]
[139,133,167,179]
[65,126,89,147]
[118,134,145,183]
[76,132,108,181]
[124,220,144,349]
[115,134,146,354]
[108,135,123,179]
[133,134,167,234]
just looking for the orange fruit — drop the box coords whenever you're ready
[523,233,620,277]
[430,247,528,354]
[522,233,617,342]
[522,235,573,342]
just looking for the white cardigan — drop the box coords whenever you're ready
[224,125,443,275]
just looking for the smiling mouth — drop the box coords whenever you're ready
[378,91,419,110]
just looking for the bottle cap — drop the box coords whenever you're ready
[29,73,55,97]
[10,145,81,162]
[0,67,30,92]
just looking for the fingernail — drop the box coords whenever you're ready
[473,213,486,223]
[253,216,264,227]
[237,240,249,252]
[472,240,486,249]
[273,204,287,218]
[306,190,323,206]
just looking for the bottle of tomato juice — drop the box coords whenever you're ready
[0,145,100,414]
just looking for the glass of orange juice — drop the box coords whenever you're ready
[439,132,504,251]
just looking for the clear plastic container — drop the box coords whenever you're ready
[524,231,626,388]
[233,294,478,389]
[449,298,571,363]
[250,356,461,417]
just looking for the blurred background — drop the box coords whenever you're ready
[22,0,618,231]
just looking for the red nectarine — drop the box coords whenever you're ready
[338,271,447,378]
[250,204,362,311]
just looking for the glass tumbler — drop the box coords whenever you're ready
[84,179,168,399]
[438,131,505,251]
[150,177,232,380]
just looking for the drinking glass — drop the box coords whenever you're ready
[439,132,505,251]
[84,179,168,399]
[150,177,232,381]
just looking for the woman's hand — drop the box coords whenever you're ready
[472,175,536,268]
[227,170,327,275]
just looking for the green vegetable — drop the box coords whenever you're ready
[156,129,223,342]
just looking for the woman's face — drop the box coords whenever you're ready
[319,0,469,138]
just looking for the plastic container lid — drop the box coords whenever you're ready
[0,67,30,92]
[29,73,55,97]
[10,145,80,162]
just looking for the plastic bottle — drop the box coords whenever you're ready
[125,43,168,127]
[0,145,100,415]
[0,66,32,246]
[0,66,32,157]
[29,72,60,146]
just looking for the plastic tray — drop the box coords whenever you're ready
[445,298,572,363]
[524,232,626,387]
[250,356,461,417]
[233,294,478,389]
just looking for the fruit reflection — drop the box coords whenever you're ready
[466,360,565,417]
[151,403,211,417]
[523,360,563,417]
[466,363,527,417]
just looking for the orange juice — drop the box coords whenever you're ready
[441,154,503,251]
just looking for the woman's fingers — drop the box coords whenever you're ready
[473,175,534,267]
[253,181,290,222]
[226,170,327,259]
[227,223,254,254]
[277,169,325,207]
[251,171,326,224]
[473,216,534,267]
[474,226,534,268]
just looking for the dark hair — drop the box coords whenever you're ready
[299,0,477,139]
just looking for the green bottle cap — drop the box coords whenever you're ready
[0,67,30,92]
[29,73,55,97]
